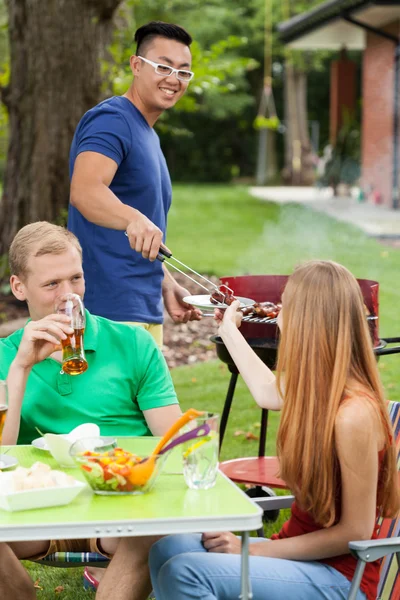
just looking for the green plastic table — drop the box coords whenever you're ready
[0,438,262,599]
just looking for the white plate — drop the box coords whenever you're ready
[0,455,19,470]
[183,295,255,310]
[32,437,50,451]
[0,477,86,512]
[32,436,116,453]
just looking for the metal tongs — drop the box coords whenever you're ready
[157,247,233,306]
[124,232,234,307]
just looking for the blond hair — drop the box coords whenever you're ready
[276,260,399,527]
[9,222,82,278]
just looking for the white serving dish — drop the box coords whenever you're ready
[0,472,86,512]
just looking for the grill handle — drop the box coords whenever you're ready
[375,338,400,356]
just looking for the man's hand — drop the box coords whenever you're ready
[126,213,164,261]
[163,284,202,324]
[201,532,241,554]
[14,315,74,370]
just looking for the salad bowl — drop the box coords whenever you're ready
[70,438,167,495]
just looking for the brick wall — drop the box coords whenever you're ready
[362,21,400,207]
[330,53,357,144]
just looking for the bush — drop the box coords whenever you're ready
[318,114,361,190]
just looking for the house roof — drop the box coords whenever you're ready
[278,0,400,50]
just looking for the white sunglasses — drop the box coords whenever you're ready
[138,56,194,82]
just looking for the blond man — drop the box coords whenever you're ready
[0,221,181,599]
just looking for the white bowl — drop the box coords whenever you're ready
[44,423,101,467]
[0,474,86,512]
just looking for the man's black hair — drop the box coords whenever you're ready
[135,21,192,56]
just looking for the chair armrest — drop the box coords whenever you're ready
[349,537,400,562]
[252,494,295,511]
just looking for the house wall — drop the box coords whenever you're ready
[362,21,400,207]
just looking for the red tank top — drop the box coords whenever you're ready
[271,448,385,600]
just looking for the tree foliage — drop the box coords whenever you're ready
[0,0,347,186]
[108,0,336,181]
[0,0,9,178]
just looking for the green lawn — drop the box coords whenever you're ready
[169,184,400,400]
[24,184,400,597]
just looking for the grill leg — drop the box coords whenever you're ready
[258,409,269,458]
[219,370,239,452]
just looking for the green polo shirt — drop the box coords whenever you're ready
[0,311,178,444]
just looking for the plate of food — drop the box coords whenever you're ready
[183,294,255,311]
[0,462,86,511]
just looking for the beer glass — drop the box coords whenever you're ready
[55,294,88,376]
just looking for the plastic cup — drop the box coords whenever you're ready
[182,413,219,490]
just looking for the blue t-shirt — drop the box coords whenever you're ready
[68,96,172,323]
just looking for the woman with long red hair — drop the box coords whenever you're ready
[149,260,399,600]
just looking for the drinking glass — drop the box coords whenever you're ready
[55,294,88,375]
[182,413,219,490]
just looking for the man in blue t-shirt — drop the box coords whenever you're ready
[68,21,201,345]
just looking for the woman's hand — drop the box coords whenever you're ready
[202,531,241,554]
[14,314,74,370]
[216,300,243,336]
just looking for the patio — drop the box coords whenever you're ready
[250,186,400,238]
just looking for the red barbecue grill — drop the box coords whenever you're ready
[211,274,400,525]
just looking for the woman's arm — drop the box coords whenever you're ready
[218,302,282,410]
[204,397,380,559]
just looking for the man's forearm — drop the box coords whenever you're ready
[2,361,31,445]
[162,264,178,293]
[70,182,138,230]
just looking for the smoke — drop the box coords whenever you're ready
[235,200,384,283]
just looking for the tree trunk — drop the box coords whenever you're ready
[282,60,315,186]
[255,128,278,185]
[266,129,277,181]
[0,0,123,253]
